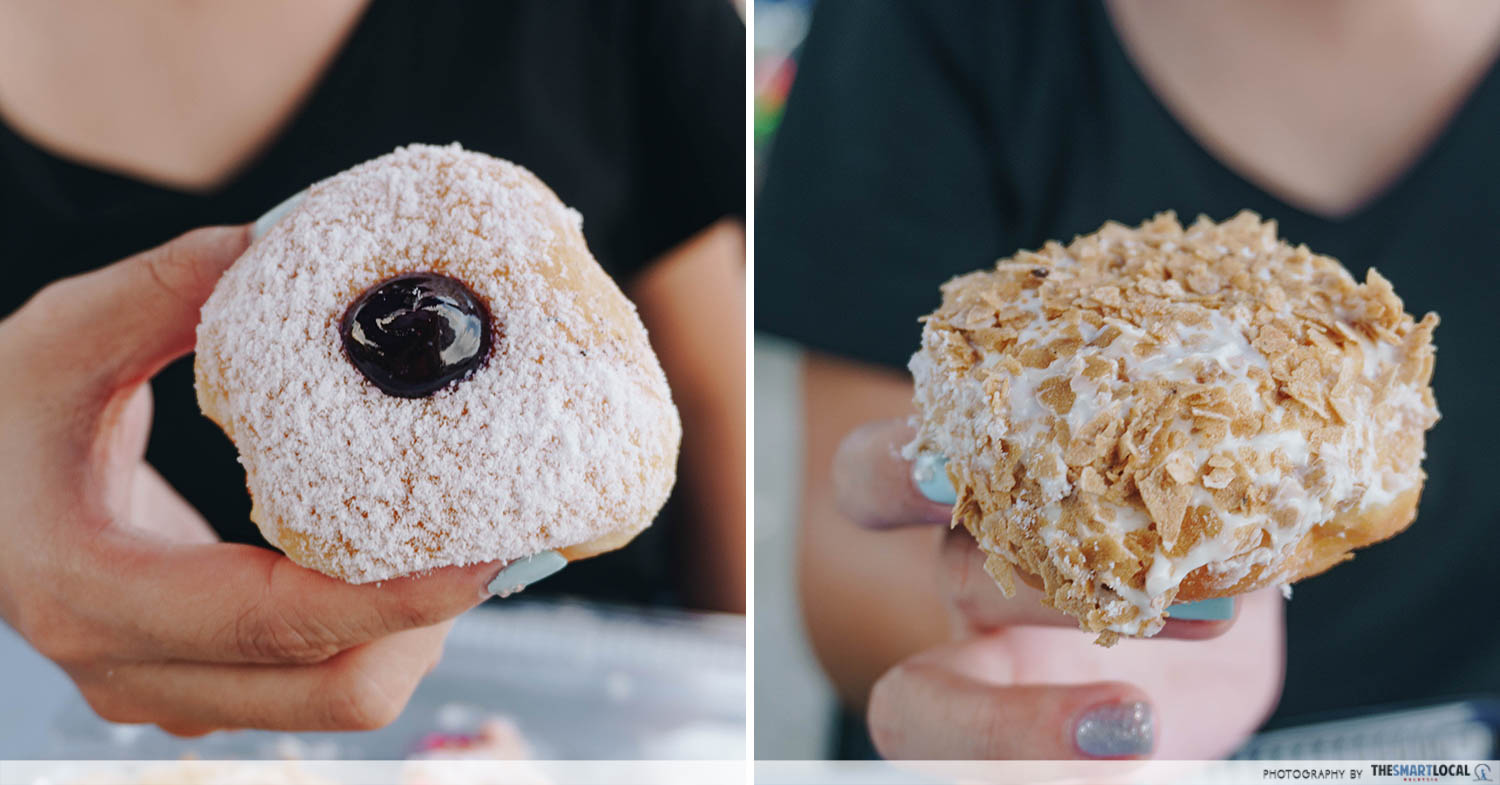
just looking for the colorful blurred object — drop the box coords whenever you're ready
[754,0,812,182]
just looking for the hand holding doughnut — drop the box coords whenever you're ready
[834,418,1283,759]
[0,227,507,735]
[832,211,1436,758]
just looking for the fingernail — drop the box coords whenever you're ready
[486,550,566,598]
[1166,597,1234,620]
[912,452,958,505]
[251,189,306,241]
[1075,701,1154,758]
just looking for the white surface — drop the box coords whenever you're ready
[752,334,837,759]
[0,620,74,755]
[2,600,743,760]
[2,760,751,784]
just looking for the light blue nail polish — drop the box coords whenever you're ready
[912,453,958,505]
[486,550,566,597]
[1075,701,1153,758]
[251,190,306,241]
[1166,597,1234,620]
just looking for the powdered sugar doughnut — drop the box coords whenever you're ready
[195,143,680,583]
[908,211,1438,644]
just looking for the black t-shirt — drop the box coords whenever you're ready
[0,0,745,607]
[759,0,1500,730]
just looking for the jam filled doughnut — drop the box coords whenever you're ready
[908,212,1438,645]
[195,144,681,583]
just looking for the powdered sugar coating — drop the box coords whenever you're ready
[195,144,681,583]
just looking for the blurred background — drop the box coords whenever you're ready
[754,0,830,760]
[754,0,1500,761]
[1,602,745,761]
[0,0,745,761]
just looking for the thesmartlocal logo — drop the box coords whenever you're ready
[1369,763,1480,782]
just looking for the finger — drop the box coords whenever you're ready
[939,526,1238,640]
[80,531,498,664]
[78,623,448,732]
[158,723,220,738]
[1160,601,1240,640]
[939,524,1080,632]
[867,639,1155,760]
[124,463,221,545]
[19,226,249,397]
[833,418,953,529]
[997,589,1285,759]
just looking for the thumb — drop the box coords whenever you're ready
[834,418,955,529]
[867,638,1156,760]
[19,226,250,396]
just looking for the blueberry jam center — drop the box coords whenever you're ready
[340,273,492,398]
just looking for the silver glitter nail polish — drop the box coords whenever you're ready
[1074,701,1154,758]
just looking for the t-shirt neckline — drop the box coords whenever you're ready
[0,0,378,205]
[1092,0,1500,227]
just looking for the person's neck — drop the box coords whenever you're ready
[1121,0,1499,49]
[0,0,370,192]
[1105,0,1500,218]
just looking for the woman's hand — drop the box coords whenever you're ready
[836,418,1285,759]
[0,227,503,735]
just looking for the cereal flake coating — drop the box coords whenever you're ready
[908,212,1438,644]
[196,144,681,583]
